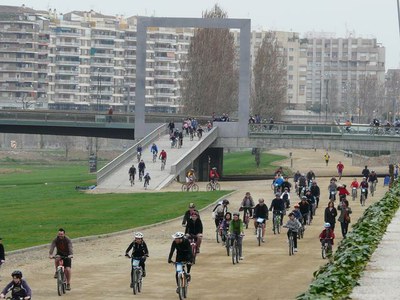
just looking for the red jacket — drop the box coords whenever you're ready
[319,229,335,244]
[209,170,219,179]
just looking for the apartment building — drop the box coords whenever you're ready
[303,32,386,112]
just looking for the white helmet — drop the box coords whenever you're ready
[171,232,185,239]
[134,232,144,239]
[324,223,331,228]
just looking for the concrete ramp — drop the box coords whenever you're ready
[96,127,218,192]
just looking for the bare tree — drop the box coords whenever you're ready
[357,75,383,123]
[251,31,287,120]
[180,4,238,116]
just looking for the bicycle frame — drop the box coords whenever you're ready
[273,212,282,234]
[174,262,189,300]
[54,256,67,296]
[131,258,143,295]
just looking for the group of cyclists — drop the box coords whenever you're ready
[169,118,208,148]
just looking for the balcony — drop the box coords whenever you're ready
[92,43,114,49]
[56,60,80,66]
[57,51,80,56]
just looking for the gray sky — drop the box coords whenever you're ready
[5,0,400,69]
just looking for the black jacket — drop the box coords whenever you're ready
[324,207,338,225]
[185,218,203,235]
[254,204,269,219]
[125,241,149,258]
[168,238,193,262]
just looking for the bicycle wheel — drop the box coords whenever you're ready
[181,184,187,192]
[300,227,304,239]
[214,183,221,191]
[289,235,294,256]
[191,184,199,192]
[225,239,230,256]
[235,243,240,263]
[132,271,138,295]
[137,269,142,293]
[206,183,212,191]
[191,243,197,264]
[277,216,281,234]
[257,227,262,246]
[273,217,277,234]
[352,189,357,201]
[57,270,63,296]
[231,242,236,265]
[216,227,220,243]
[178,272,185,300]
[361,194,366,206]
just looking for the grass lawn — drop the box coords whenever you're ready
[0,162,228,251]
[223,150,288,175]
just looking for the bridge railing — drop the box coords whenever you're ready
[249,123,400,137]
[97,123,168,185]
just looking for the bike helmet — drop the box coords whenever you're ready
[189,203,195,208]
[11,270,22,278]
[324,223,331,228]
[222,199,230,205]
[134,232,144,239]
[172,232,185,239]
[212,167,217,170]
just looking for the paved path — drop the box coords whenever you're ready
[350,209,400,300]
[97,131,211,192]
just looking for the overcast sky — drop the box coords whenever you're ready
[5,0,400,69]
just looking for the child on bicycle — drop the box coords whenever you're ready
[283,213,301,252]
[0,270,32,300]
[229,212,245,260]
[144,173,151,187]
[125,232,149,280]
[219,212,232,242]
[319,223,335,247]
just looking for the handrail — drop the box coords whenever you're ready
[97,124,168,185]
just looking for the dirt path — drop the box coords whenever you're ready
[2,149,389,300]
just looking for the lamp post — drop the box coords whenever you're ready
[96,68,101,111]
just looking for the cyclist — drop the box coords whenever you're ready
[297,173,307,196]
[362,165,370,179]
[229,212,245,260]
[306,170,315,187]
[128,164,136,185]
[168,232,193,293]
[298,196,311,226]
[138,159,145,181]
[253,198,268,242]
[159,149,167,167]
[337,184,350,201]
[328,179,338,201]
[185,168,196,189]
[212,199,230,228]
[240,192,254,220]
[336,161,344,180]
[310,181,321,208]
[0,270,32,300]
[304,189,316,221]
[272,174,284,194]
[283,212,301,252]
[143,172,151,188]
[150,143,158,161]
[280,176,292,193]
[280,187,291,209]
[49,228,73,291]
[368,170,378,194]
[136,144,143,161]
[350,178,359,190]
[344,119,352,133]
[291,205,303,224]
[359,177,369,204]
[209,167,220,184]
[293,170,301,185]
[125,232,149,281]
[182,203,200,227]
[196,125,204,139]
[185,212,203,253]
[269,192,286,226]
[219,212,232,242]
[319,223,335,248]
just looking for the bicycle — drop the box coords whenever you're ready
[241,207,252,229]
[125,254,143,295]
[297,222,305,239]
[152,152,157,163]
[222,231,230,256]
[187,235,198,264]
[215,219,223,244]
[53,255,68,296]
[138,170,144,182]
[255,218,265,246]
[181,182,199,192]
[136,152,141,163]
[321,238,333,259]
[144,178,150,190]
[360,188,367,206]
[329,190,336,201]
[286,229,295,256]
[370,181,377,196]
[160,158,166,171]
[172,262,190,300]
[129,174,135,186]
[272,211,282,234]
[351,187,357,201]
[230,234,241,265]
[206,180,220,191]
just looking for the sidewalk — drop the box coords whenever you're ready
[350,209,400,300]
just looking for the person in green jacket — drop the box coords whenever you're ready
[229,212,245,260]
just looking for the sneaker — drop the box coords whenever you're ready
[176,287,179,293]
[294,248,298,252]
[196,249,200,254]
[130,282,134,288]
[66,284,71,291]
[262,238,265,243]
[54,272,57,279]
[142,271,146,277]
[239,256,244,260]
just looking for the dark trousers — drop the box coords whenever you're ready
[340,221,349,238]
[287,230,298,248]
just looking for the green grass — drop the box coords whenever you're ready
[0,162,228,251]
[223,150,288,175]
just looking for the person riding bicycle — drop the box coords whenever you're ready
[168,232,193,293]
[0,270,32,300]
[337,184,350,201]
[229,212,245,260]
[212,199,230,228]
[280,176,292,193]
[272,174,284,193]
[150,143,158,156]
[298,173,307,196]
[128,164,136,185]
[336,161,344,180]
[209,167,220,184]
[49,228,73,291]
[328,179,338,201]
[196,125,204,139]
[283,213,302,252]
[184,212,203,253]
[360,177,369,202]
[143,173,151,187]
[253,198,269,242]
[240,192,255,219]
[219,212,232,242]
[159,149,167,165]
[298,196,311,226]
[372,118,380,127]
[344,119,352,133]
[319,223,335,247]
[186,169,196,185]
[182,203,200,227]
[280,187,291,209]
[138,160,146,181]
[306,170,316,187]
[291,205,303,224]
[125,232,149,281]
[304,189,316,222]
[350,178,359,189]
[136,144,143,158]
[310,181,321,208]
[293,170,301,185]
[269,192,286,226]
